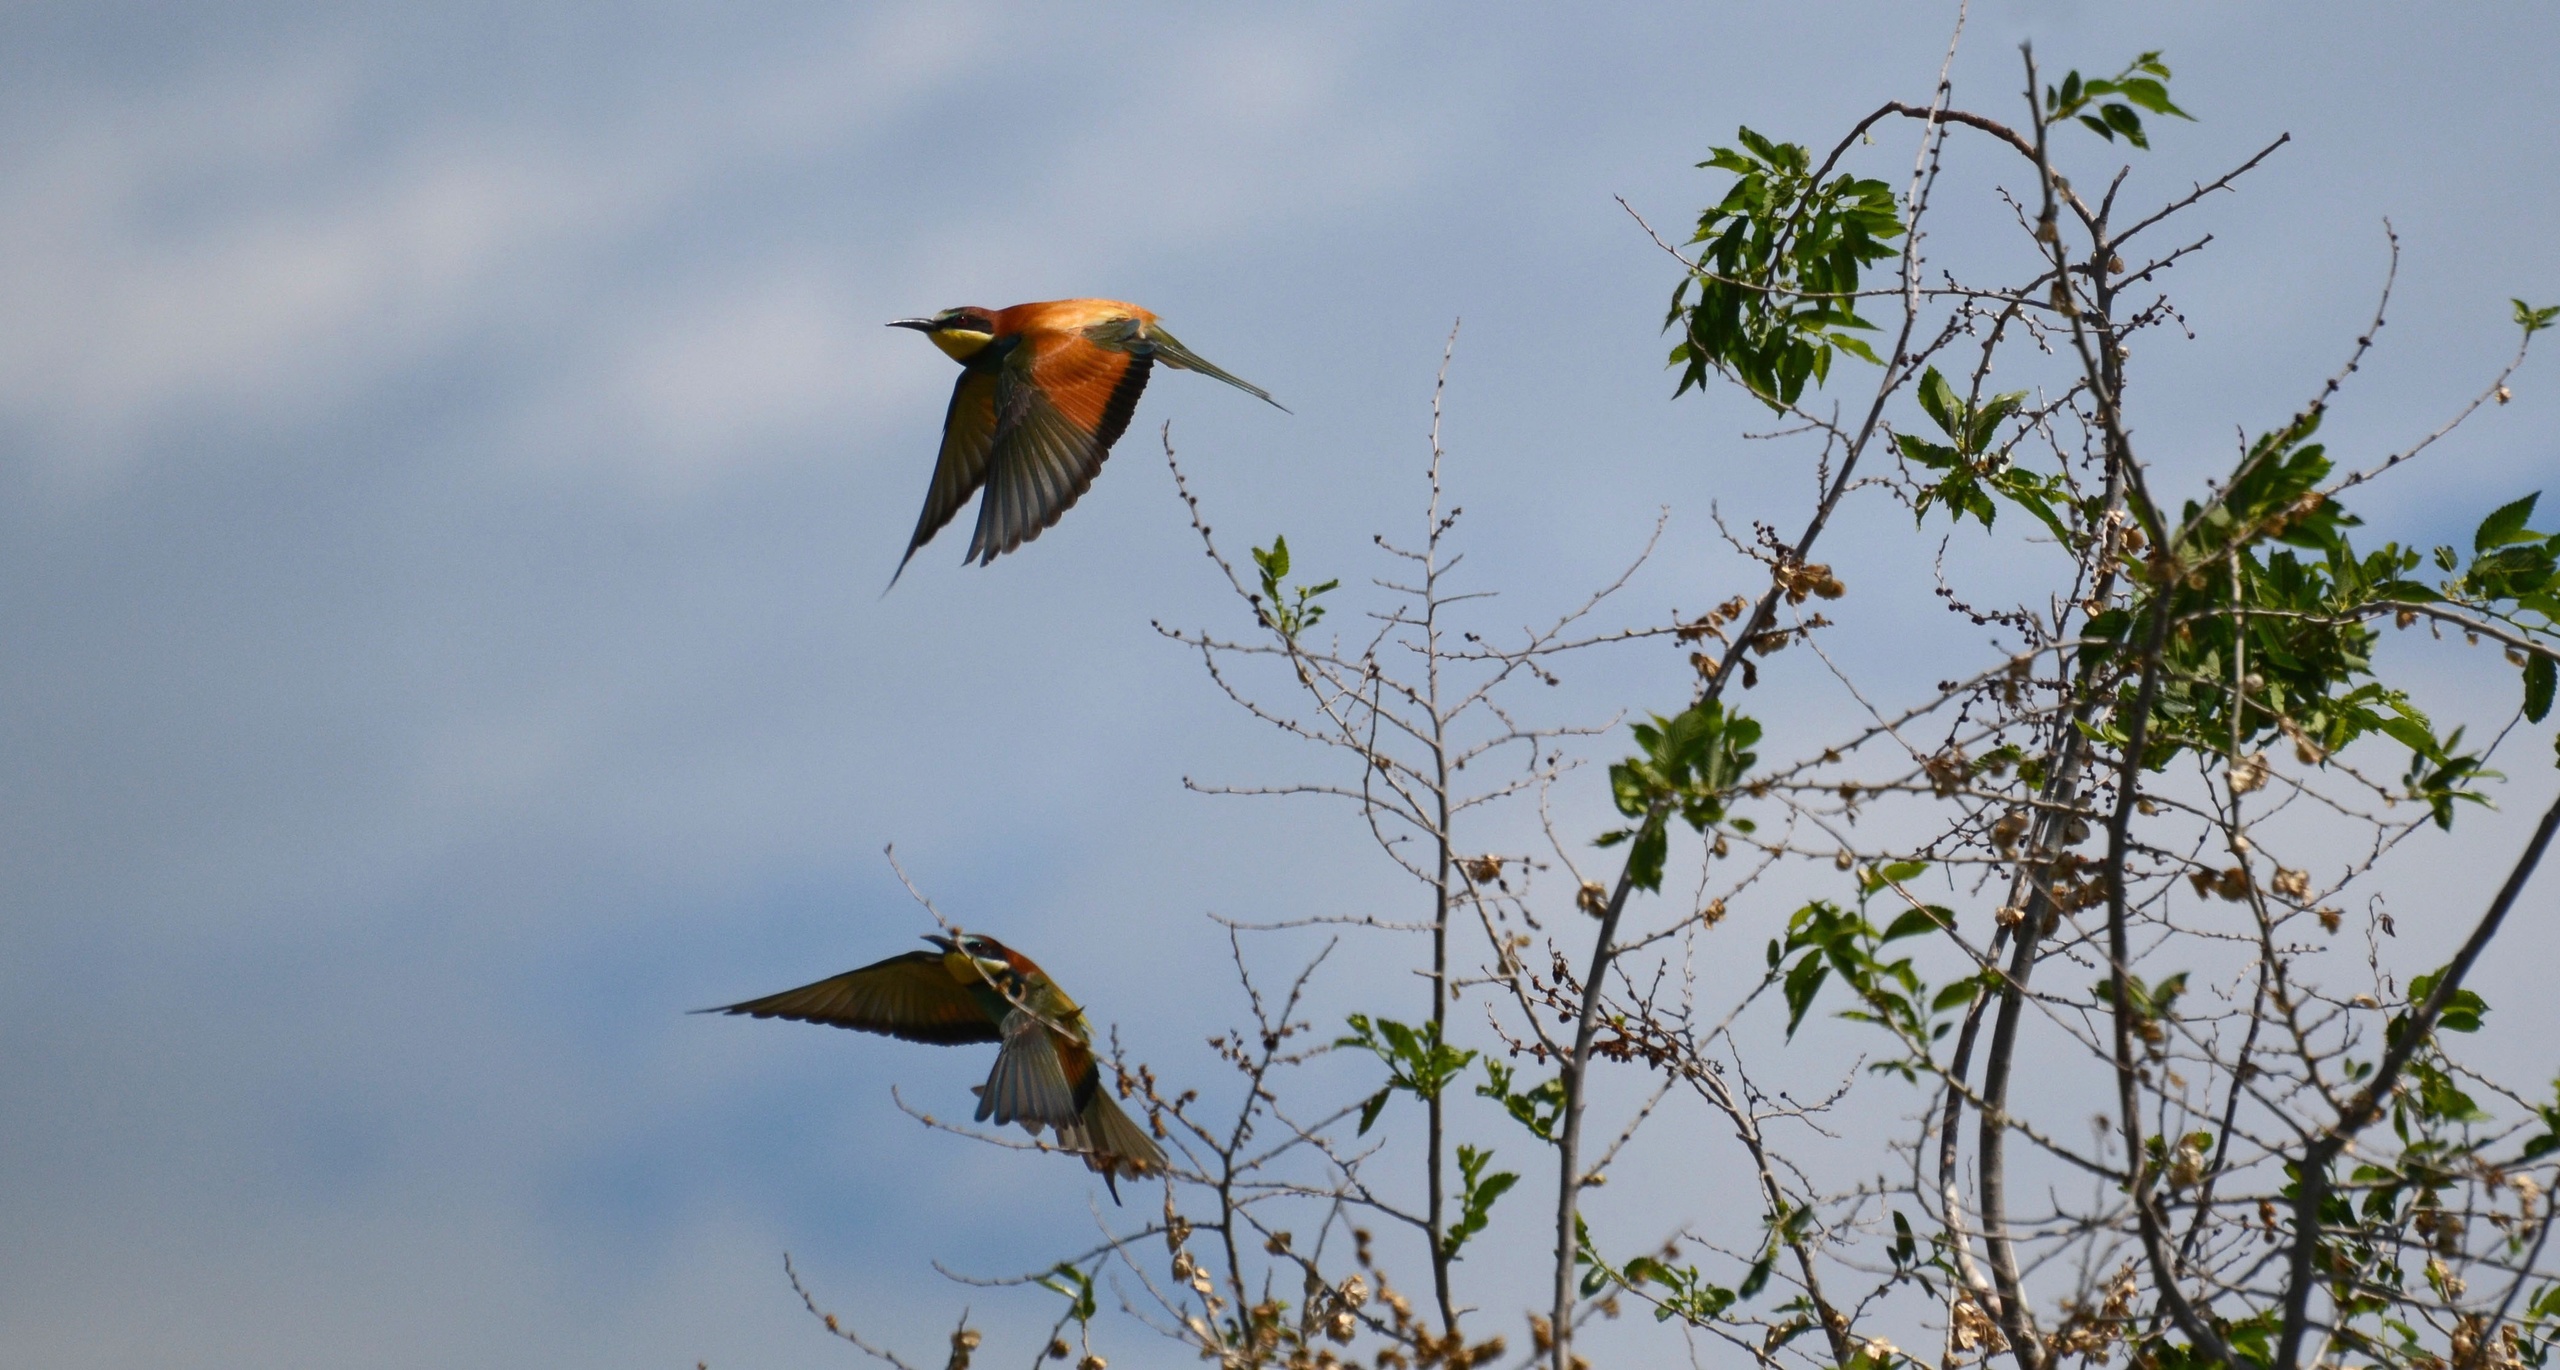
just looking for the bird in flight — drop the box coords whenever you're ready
[886,298,1282,584]
[703,931,1169,1198]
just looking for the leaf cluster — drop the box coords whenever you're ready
[1896,367,2072,542]
[1339,1013,1476,1135]
[1250,535,1338,642]
[1477,1059,1566,1142]
[1444,1144,1517,1262]
[2078,413,2525,825]
[1665,127,1904,411]
[2042,51,2192,149]
[2440,492,2560,726]
[1766,866,1979,1078]
[1596,701,1760,893]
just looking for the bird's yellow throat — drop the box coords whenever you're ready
[942,947,1009,986]
[928,328,996,362]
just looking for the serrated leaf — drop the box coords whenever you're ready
[1970,391,2025,454]
[2476,492,2543,552]
[1896,432,1961,470]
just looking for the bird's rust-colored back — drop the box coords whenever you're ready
[990,298,1157,338]
[991,300,1156,437]
[985,937,1054,986]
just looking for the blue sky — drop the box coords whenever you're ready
[3,4,2557,1366]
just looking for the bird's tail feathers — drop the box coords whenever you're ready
[977,1012,1082,1131]
[883,545,920,595]
[1146,330,1287,412]
[1068,1090,1169,1205]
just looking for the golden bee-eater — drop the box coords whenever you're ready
[885,299,1282,582]
[704,932,1169,1198]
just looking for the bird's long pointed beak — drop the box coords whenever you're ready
[886,317,938,332]
[921,933,957,951]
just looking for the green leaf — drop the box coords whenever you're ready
[1932,976,1987,1014]
[1478,1060,1567,1141]
[1444,1144,1518,1260]
[1035,1262,1099,1324]
[2100,102,2148,149]
[2114,76,2191,119]
[2406,970,2490,1034]
[2475,492,2542,553]
[1627,823,1668,894]
[2515,299,2560,335]
[1897,432,1960,472]
[2375,710,2439,759]
[1858,859,1928,896]
[1782,951,1830,1037]
[1969,391,2024,455]
[1737,1247,1774,1299]
[2528,654,2556,724]
[1339,1012,1476,1130]
[1917,368,1961,439]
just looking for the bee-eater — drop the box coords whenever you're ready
[885,299,1282,583]
[704,932,1169,1198]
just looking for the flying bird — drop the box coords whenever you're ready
[886,298,1282,583]
[704,931,1169,1198]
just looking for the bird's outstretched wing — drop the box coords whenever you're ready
[1082,316,1285,411]
[700,950,999,1045]
[975,1008,1084,1131]
[892,368,1002,585]
[965,335,1152,565]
